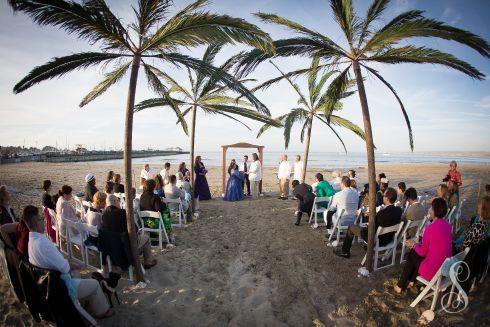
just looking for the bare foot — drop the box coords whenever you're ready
[408,282,414,289]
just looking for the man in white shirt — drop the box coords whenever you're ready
[329,171,342,192]
[248,153,262,199]
[239,155,251,196]
[160,162,171,186]
[293,155,304,182]
[25,205,113,318]
[140,164,157,186]
[277,154,291,199]
[327,176,359,228]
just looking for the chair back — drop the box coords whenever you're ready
[375,222,404,247]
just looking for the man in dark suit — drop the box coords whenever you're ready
[239,155,251,196]
[292,180,316,226]
[334,187,402,258]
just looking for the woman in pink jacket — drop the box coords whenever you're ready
[394,197,452,293]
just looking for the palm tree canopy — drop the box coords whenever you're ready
[8,0,275,119]
[235,0,490,150]
[255,58,365,152]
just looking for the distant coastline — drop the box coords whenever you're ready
[0,150,189,165]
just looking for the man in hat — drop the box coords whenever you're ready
[376,177,389,206]
[84,173,98,202]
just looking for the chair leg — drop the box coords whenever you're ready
[430,279,442,311]
[374,249,379,271]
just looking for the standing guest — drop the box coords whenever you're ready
[329,171,342,192]
[0,205,32,259]
[293,155,304,182]
[402,188,426,222]
[394,198,452,293]
[154,175,165,198]
[239,155,251,196]
[277,154,291,200]
[397,182,407,208]
[178,162,189,178]
[335,187,402,258]
[448,180,460,209]
[25,205,114,318]
[292,180,315,226]
[160,162,171,186]
[376,177,389,206]
[348,170,359,190]
[194,156,212,201]
[106,171,114,183]
[84,173,98,202]
[0,186,16,225]
[248,153,262,199]
[224,160,245,202]
[314,173,336,208]
[140,164,157,186]
[326,176,358,228]
[104,181,114,195]
[113,174,124,193]
[42,180,56,210]
[446,160,462,186]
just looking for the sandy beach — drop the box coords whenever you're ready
[0,161,489,326]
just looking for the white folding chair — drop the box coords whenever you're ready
[80,224,103,271]
[162,198,186,228]
[410,248,470,311]
[64,219,85,264]
[326,209,358,243]
[399,219,427,263]
[138,210,170,250]
[445,206,458,234]
[308,196,330,228]
[106,256,145,282]
[115,193,126,209]
[361,222,404,271]
[74,196,86,221]
[455,198,466,232]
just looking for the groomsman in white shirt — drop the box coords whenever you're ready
[239,155,251,196]
[277,154,291,200]
[293,155,304,182]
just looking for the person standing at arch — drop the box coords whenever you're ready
[239,155,251,196]
[277,154,291,200]
[248,153,262,199]
[293,155,304,182]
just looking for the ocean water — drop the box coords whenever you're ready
[104,151,490,169]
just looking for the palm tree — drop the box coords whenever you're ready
[135,42,280,203]
[8,0,274,281]
[254,58,365,183]
[235,0,489,271]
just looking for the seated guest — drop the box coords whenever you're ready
[376,173,386,191]
[376,177,389,206]
[25,205,114,318]
[0,205,32,259]
[397,182,407,208]
[334,187,402,258]
[140,179,167,215]
[314,173,336,208]
[0,185,16,225]
[454,196,489,251]
[42,180,56,210]
[436,183,449,205]
[402,187,425,222]
[56,185,80,235]
[448,180,459,209]
[326,177,358,228]
[292,180,316,226]
[348,170,358,190]
[329,171,342,192]
[359,183,370,209]
[176,172,191,194]
[113,173,124,194]
[84,173,98,202]
[154,175,165,198]
[165,175,190,214]
[102,194,156,269]
[105,181,115,195]
[131,187,140,212]
[394,198,452,293]
[106,171,114,183]
[85,192,106,245]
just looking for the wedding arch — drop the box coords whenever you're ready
[221,142,264,195]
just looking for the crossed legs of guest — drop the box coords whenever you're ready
[333,225,368,258]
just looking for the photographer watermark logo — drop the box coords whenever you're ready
[441,260,470,314]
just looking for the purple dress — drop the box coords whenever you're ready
[224,168,244,202]
[194,163,211,200]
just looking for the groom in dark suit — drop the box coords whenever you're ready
[240,155,251,196]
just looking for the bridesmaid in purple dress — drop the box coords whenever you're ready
[194,156,212,200]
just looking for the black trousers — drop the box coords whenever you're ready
[397,249,423,289]
[325,209,337,229]
[341,225,368,254]
[243,176,250,195]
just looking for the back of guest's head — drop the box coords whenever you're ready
[144,164,150,170]
[478,196,490,220]
[178,162,186,171]
[377,173,386,181]
[177,172,184,181]
[170,175,177,184]
[341,176,351,187]
[85,173,96,185]
[438,183,449,196]
[155,174,164,189]
[292,180,300,188]
[432,197,448,218]
[348,170,356,178]
[114,173,121,184]
[59,185,72,196]
[42,180,52,192]
[22,205,40,231]
[143,179,156,193]
[93,191,107,208]
[315,173,324,181]
[362,183,369,194]
[384,187,397,204]
[106,194,120,207]
[404,187,417,201]
[105,181,114,194]
[164,162,171,169]
[107,171,114,182]
[332,171,340,178]
[397,182,406,192]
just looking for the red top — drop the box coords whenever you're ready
[15,221,30,258]
[447,169,462,186]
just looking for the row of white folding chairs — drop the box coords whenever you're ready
[136,210,170,250]
[445,199,466,234]
[161,197,187,228]
[326,208,360,243]
[73,195,93,221]
[308,196,332,228]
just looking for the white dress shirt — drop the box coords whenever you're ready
[248,160,262,182]
[277,161,291,179]
[293,161,304,181]
[330,187,359,217]
[140,168,157,180]
[160,169,170,185]
[29,231,70,274]
[238,161,251,172]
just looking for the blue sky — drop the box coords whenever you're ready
[0,0,489,153]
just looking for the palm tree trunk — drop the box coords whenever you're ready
[301,115,313,183]
[123,55,144,282]
[189,104,197,211]
[352,60,377,272]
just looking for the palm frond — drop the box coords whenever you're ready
[330,0,360,47]
[308,56,320,103]
[79,61,130,107]
[256,113,288,138]
[201,107,252,130]
[315,114,348,153]
[316,65,352,118]
[250,66,323,93]
[8,0,131,51]
[200,95,251,106]
[13,52,122,93]
[145,65,193,98]
[283,108,309,148]
[134,97,185,112]
[203,104,281,126]
[327,114,366,141]
[361,64,413,150]
[300,119,309,143]
[195,42,224,91]
[311,70,337,106]
[133,0,172,37]
[269,61,311,110]
[357,0,390,47]
[366,46,485,80]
